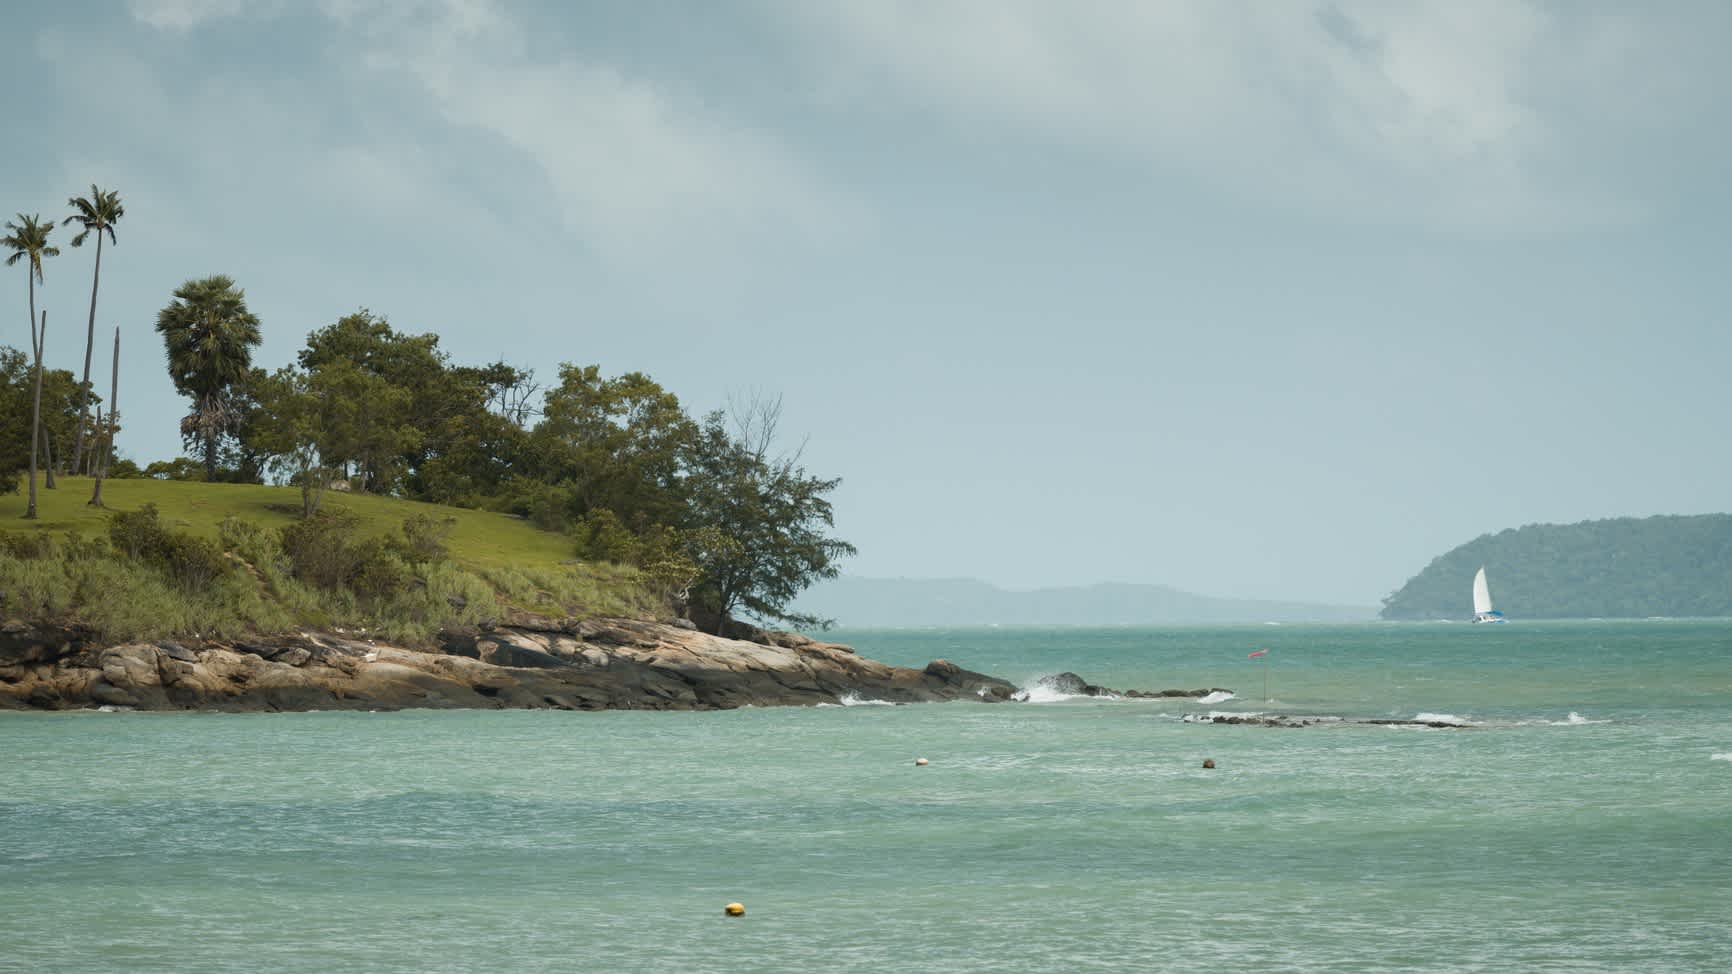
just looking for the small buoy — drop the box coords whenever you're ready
[914,757,929,766]
[1202,758,1216,769]
[724,902,745,917]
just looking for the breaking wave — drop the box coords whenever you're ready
[837,693,895,707]
[1196,690,1236,705]
[1413,712,1472,726]
[1711,753,1732,762]
[1549,712,1610,725]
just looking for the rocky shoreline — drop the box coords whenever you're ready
[0,617,1228,714]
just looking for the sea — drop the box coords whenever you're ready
[2,621,1729,973]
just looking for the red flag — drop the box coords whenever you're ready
[1248,649,1268,658]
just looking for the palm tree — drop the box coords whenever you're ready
[64,185,124,474]
[155,276,261,479]
[3,213,59,355]
[4,215,58,512]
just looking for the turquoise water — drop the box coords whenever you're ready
[3,622,1730,972]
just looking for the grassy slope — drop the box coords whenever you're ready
[0,477,661,632]
[1,477,571,573]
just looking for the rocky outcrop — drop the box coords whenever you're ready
[0,617,1018,713]
[1014,671,1233,700]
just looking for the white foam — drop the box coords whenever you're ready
[1549,712,1610,726]
[837,693,894,707]
[1711,753,1732,762]
[1011,685,1092,704]
[1413,712,1471,726]
[1197,690,1236,705]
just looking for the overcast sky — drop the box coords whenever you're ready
[5,0,1730,605]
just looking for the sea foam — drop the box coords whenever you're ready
[1549,712,1609,726]
[837,693,895,707]
[1197,690,1237,705]
[1413,712,1472,726]
[1712,753,1732,762]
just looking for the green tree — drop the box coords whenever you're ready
[154,276,261,479]
[0,347,83,497]
[63,185,124,474]
[526,365,695,530]
[681,404,855,633]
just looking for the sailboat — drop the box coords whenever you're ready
[1472,566,1507,624]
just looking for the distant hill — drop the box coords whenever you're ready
[795,576,1375,627]
[1380,514,1732,620]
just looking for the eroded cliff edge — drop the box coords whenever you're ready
[0,617,1019,713]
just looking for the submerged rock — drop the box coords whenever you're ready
[1184,713,1473,729]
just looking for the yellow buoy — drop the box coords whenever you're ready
[914,757,929,766]
[724,902,745,917]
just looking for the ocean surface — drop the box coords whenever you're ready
[3,621,1730,973]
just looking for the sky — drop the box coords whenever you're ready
[4,0,1730,606]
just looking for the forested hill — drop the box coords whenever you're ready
[1380,515,1732,619]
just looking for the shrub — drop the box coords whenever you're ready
[280,509,366,591]
[108,503,169,560]
[105,503,231,593]
[397,514,455,568]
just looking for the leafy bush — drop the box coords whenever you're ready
[397,513,455,568]
[279,509,367,591]
[105,503,231,593]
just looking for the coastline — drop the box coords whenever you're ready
[0,616,1028,713]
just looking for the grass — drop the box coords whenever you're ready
[0,476,663,641]
[0,476,576,574]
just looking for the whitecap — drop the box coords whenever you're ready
[1548,712,1610,726]
[1413,712,1471,726]
[1711,753,1732,762]
[1196,690,1236,705]
[837,693,894,707]
[1011,685,1092,704]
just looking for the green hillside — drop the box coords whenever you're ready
[0,476,659,641]
[1381,514,1732,620]
[1,476,575,573]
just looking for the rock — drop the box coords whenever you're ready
[157,641,199,663]
[669,617,698,631]
[88,681,137,708]
[0,618,1028,714]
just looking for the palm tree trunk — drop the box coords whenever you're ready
[72,232,103,473]
[25,311,44,519]
[91,328,118,507]
[204,426,218,480]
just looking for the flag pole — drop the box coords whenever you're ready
[1248,648,1270,702]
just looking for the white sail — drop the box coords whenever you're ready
[1472,567,1494,615]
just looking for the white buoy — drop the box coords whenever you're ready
[724,902,745,917]
[914,757,929,766]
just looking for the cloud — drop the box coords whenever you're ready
[354,1,855,265]
[121,0,854,269]
[770,0,1715,232]
[127,0,261,30]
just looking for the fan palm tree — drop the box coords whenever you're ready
[64,185,124,474]
[155,276,261,479]
[4,215,58,512]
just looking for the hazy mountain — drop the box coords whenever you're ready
[795,576,1376,627]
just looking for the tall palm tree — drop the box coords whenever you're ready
[4,215,58,510]
[3,213,59,355]
[155,275,261,479]
[64,185,124,474]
